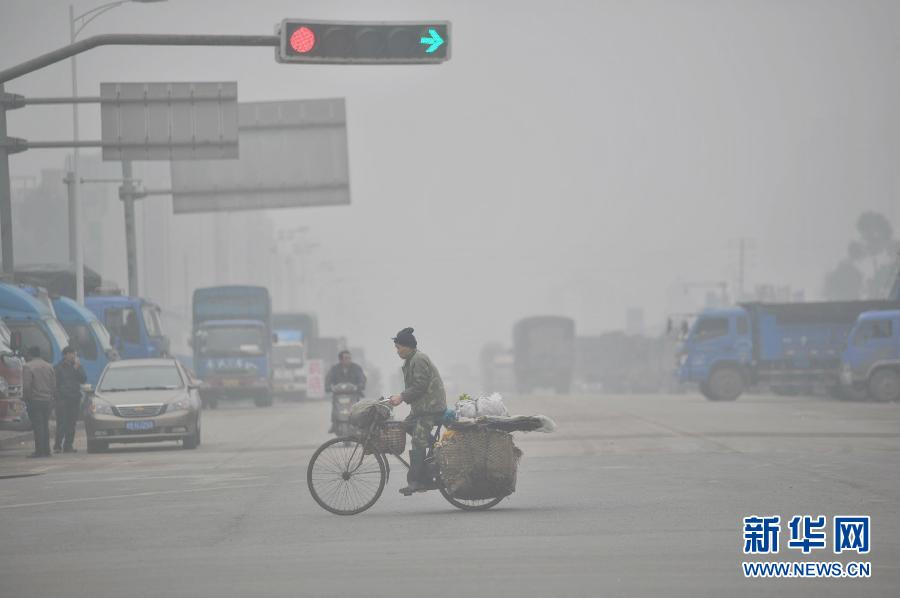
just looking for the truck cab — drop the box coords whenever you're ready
[842,310,900,402]
[677,307,753,401]
[85,294,170,359]
[51,295,118,386]
[272,331,307,400]
[0,282,69,366]
[194,319,272,407]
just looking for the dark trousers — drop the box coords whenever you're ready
[54,398,80,449]
[26,400,52,456]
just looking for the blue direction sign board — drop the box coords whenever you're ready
[277,20,451,64]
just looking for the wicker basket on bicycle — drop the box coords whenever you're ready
[362,421,406,455]
[349,400,406,455]
[435,425,521,500]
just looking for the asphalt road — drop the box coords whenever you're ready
[1,392,898,597]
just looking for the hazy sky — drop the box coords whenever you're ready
[2,0,899,380]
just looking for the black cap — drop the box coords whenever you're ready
[392,327,417,348]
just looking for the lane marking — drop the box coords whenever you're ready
[45,474,268,484]
[0,482,267,510]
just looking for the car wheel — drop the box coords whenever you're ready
[182,426,200,450]
[869,368,900,403]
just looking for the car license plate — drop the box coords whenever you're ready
[126,420,155,431]
[223,379,241,387]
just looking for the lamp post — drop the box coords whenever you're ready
[69,0,166,303]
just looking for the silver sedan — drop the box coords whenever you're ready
[84,359,201,453]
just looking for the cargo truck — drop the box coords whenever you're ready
[678,300,900,401]
[512,316,575,394]
[192,286,274,408]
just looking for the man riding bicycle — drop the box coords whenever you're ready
[388,327,447,495]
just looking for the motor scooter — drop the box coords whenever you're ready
[331,382,361,437]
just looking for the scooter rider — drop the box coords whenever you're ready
[325,350,366,433]
[388,327,447,495]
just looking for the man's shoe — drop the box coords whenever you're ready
[53,445,62,454]
[63,447,77,453]
[399,481,426,496]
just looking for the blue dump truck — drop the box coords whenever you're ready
[17,286,117,386]
[513,316,576,394]
[678,300,900,401]
[841,309,900,402]
[0,283,70,365]
[192,286,274,408]
[85,293,169,360]
[50,295,118,386]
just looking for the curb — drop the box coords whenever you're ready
[0,430,35,450]
[0,422,79,450]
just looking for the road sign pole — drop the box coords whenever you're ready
[0,83,13,276]
[120,160,139,297]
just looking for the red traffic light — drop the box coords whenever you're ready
[277,19,450,64]
[289,26,316,53]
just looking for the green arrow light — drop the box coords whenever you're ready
[420,28,444,53]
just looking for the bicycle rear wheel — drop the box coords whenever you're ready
[438,485,505,511]
[307,437,387,515]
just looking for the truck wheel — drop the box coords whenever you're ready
[869,368,900,403]
[706,367,743,401]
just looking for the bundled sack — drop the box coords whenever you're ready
[456,392,509,419]
[436,426,521,500]
[349,399,391,429]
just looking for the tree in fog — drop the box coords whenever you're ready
[824,212,900,300]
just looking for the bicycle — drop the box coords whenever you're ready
[307,399,507,515]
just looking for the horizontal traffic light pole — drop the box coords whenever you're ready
[0,34,279,84]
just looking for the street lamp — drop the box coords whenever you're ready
[68,0,167,304]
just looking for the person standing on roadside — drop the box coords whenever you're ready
[54,345,86,453]
[22,346,56,458]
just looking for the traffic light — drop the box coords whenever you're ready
[276,20,450,64]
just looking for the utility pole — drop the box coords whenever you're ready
[119,160,139,296]
[69,3,84,304]
[0,83,13,276]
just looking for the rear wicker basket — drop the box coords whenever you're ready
[364,421,407,455]
[435,427,520,500]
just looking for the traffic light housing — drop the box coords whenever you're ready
[277,20,450,64]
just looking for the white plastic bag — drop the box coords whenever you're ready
[456,392,509,419]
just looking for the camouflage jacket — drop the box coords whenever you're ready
[401,350,447,416]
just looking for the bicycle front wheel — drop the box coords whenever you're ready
[307,437,387,515]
